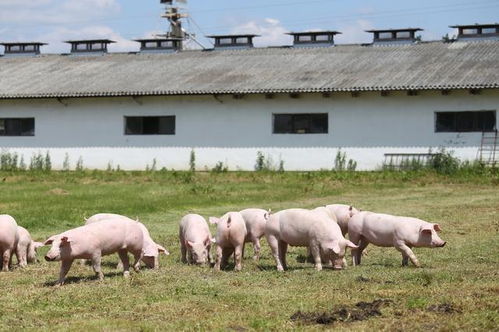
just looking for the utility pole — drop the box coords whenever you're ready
[159,0,189,50]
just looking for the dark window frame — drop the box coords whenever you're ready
[124,116,176,135]
[435,111,496,133]
[0,118,35,137]
[272,113,329,134]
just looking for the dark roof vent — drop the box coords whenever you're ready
[134,38,182,53]
[206,34,259,50]
[0,42,47,57]
[287,31,341,47]
[366,28,423,45]
[450,24,499,41]
[65,39,115,55]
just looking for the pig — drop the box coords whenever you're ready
[0,215,19,272]
[179,214,213,265]
[85,213,169,269]
[348,211,447,267]
[44,218,143,285]
[265,208,357,271]
[240,208,269,260]
[16,226,43,267]
[325,204,361,236]
[209,212,247,271]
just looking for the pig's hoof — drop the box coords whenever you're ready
[123,271,130,278]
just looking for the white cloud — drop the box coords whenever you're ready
[335,19,375,44]
[231,18,292,47]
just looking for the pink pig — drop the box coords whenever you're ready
[179,214,213,265]
[16,226,43,267]
[210,212,247,271]
[44,218,143,285]
[348,211,446,267]
[0,215,19,272]
[325,204,360,236]
[240,208,269,261]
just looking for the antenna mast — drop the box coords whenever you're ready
[159,0,189,50]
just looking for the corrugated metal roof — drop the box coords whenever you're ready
[0,40,498,99]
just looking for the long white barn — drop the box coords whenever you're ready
[0,26,498,171]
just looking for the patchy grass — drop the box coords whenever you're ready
[0,170,498,331]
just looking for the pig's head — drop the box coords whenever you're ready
[349,206,360,218]
[187,238,211,265]
[328,240,358,270]
[27,241,44,263]
[44,235,72,262]
[419,224,446,248]
[142,244,170,269]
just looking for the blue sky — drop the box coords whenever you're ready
[0,0,498,53]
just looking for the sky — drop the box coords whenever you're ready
[0,0,498,53]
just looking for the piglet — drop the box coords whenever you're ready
[348,211,446,267]
[16,226,43,267]
[44,218,143,285]
[210,212,247,271]
[0,215,19,272]
[179,214,213,265]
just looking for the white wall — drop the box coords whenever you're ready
[0,90,497,170]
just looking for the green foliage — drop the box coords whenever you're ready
[62,153,70,171]
[255,151,284,172]
[75,156,84,172]
[211,161,228,173]
[0,150,19,171]
[255,151,265,171]
[44,151,52,172]
[429,148,460,174]
[334,149,357,171]
[189,149,196,172]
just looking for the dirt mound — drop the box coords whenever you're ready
[427,303,461,314]
[291,299,392,325]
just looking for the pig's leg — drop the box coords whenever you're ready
[214,245,222,271]
[267,234,284,271]
[118,249,131,277]
[221,247,233,270]
[91,253,104,281]
[278,240,288,271]
[117,258,124,271]
[241,243,246,260]
[2,249,11,272]
[401,252,409,266]
[252,237,261,261]
[16,246,27,268]
[180,241,187,264]
[207,244,214,265]
[154,256,159,269]
[395,243,420,267]
[57,259,73,286]
[131,251,141,273]
[309,244,322,271]
[234,245,243,272]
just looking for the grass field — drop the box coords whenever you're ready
[0,170,498,331]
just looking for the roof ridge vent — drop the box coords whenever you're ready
[0,42,47,57]
[134,37,182,53]
[366,28,423,45]
[287,31,341,47]
[450,23,499,41]
[206,34,260,50]
[65,39,115,55]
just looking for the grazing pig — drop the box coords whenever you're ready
[210,212,247,271]
[16,226,43,267]
[179,214,213,265]
[240,208,269,260]
[85,213,169,269]
[44,218,143,285]
[348,211,447,267]
[325,204,360,236]
[265,209,357,271]
[0,215,19,272]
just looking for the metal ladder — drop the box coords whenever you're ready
[479,130,498,167]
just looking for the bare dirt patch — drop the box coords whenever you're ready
[291,299,392,325]
[47,188,70,195]
[427,303,461,314]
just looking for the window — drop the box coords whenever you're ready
[298,35,313,42]
[218,38,233,45]
[91,43,104,50]
[462,28,479,35]
[482,28,497,34]
[315,34,330,42]
[125,116,175,135]
[236,37,249,44]
[0,118,35,136]
[24,45,35,52]
[378,32,393,39]
[273,114,328,134]
[76,43,88,51]
[159,41,173,48]
[396,31,411,38]
[10,45,21,52]
[145,41,158,48]
[435,111,496,132]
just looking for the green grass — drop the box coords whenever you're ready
[0,170,498,331]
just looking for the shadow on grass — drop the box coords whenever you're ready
[43,271,124,287]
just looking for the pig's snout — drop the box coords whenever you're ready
[439,241,447,247]
[45,255,56,262]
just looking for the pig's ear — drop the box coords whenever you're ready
[157,244,170,256]
[203,238,211,247]
[420,227,432,235]
[43,236,56,245]
[209,217,220,225]
[60,236,71,245]
[187,241,194,248]
[264,209,272,221]
[434,224,442,232]
[331,242,341,255]
[345,240,358,249]
[33,242,44,250]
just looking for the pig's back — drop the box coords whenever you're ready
[82,219,143,255]
[279,209,316,246]
[181,214,210,243]
[0,215,18,247]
